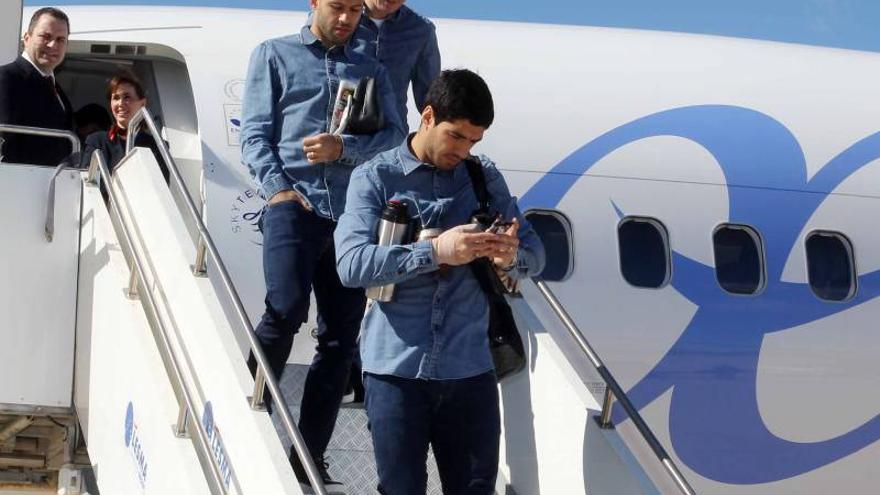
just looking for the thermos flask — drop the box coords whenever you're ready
[366,200,410,302]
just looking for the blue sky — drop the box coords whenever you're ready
[27,0,880,52]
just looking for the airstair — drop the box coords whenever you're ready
[0,111,696,494]
[0,117,320,494]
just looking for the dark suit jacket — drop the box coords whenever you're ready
[0,56,74,166]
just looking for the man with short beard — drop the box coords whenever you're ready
[240,0,403,491]
[0,7,74,166]
[356,0,441,130]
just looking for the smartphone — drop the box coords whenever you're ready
[488,218,513,234]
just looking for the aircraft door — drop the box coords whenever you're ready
[0,1,22,65]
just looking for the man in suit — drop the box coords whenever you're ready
[0,7,74,166]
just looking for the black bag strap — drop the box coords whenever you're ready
[464,156,509,296]
[464,156,490,214]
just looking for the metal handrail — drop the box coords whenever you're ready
[125,108,328,494]
[0,124,81,242]
[531,279,696,495]
[86,152,229,494]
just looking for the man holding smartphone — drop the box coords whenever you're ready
[334,69,545,494]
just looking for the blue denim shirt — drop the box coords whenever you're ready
[335,139,546,380]
[354,5,441,129]
[240,25,405,220]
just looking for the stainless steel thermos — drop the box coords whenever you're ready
[366,200,410,302]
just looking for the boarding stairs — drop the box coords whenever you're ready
[0,112,695,495]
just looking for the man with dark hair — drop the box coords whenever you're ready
[26,7,70,34]
[240,0,403,491]
[335,69,545,494]
[0,7,73,166]
[355,0,440,130]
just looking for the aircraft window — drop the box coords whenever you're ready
[524,209,573,281]
[806,231,856,302]
[713,224,765,295]
[617,217,670,289]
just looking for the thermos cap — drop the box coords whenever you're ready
[382,200,409,223]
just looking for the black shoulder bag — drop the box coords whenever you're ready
[464,157,527,382]
[344,77,384,135]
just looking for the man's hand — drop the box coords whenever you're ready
[489,218,520,270]
[267,190,312,210]
[268,190,299,205]
[431,223,517,266]
[303,133,343,164]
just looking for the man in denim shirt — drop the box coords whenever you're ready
[355,0,441,130]
[335,70,545,494]
[240,0,404,490]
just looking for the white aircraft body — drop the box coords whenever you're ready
[1,3,879,494]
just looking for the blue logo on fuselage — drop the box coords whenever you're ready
[520,105,880,484]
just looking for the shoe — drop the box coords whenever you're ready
[316,456,346,494]
[290,451,347,494]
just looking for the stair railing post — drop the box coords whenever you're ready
[127,269,139,299]
[250,369,267,410]
[599,387,615,429]
[193,236,208,276]
[174,405,190,438]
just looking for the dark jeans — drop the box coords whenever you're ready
[253,200,366,460]
[364,372,500,495]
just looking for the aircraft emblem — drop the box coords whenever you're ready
[521,105,880,483]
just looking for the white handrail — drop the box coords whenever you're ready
[86,152,229,494]
[125,108,328,494]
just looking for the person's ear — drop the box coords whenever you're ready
[421,105,435,129]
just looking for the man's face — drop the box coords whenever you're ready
[365,0,405,20]
[421,108,486,170]
[310,0,364,46]
[23,14,69,73]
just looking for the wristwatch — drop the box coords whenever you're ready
[501,251,518,272]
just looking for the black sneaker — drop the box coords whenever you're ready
[316,456,346,494]
[290,451,346,495]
